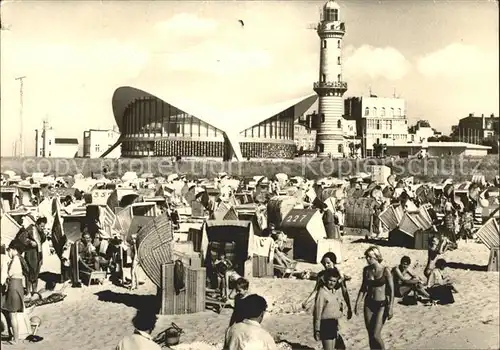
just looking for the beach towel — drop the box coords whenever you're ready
[25,293,66,308]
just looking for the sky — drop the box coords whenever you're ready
[1,0,498,157]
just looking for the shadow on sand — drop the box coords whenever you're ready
[445,262,487,272]
[351,238,394,247]
[94,290,160,313]
[39,272,61,290]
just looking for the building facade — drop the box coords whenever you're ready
[35,120,79,158]
[345,96,409,157]
[105,87,318,160]
[342,119,361,157]
[385,142,491,158]
[451,113,499,143]
[313,0,348,158]
[83,128,121,158]
[294,124,317,151]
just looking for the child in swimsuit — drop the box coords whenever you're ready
[302,252,351,310]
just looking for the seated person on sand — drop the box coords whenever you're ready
[426,258,458,305]
[392,256,430,300]
[77,232,107,273]
[271,231,295,270]
[214,254,242,301]
[424,235,455,278]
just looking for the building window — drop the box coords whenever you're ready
[321,74,326,82]
[383,134,389,138]
[318,143,325,153]
[364,107,370,116]
[337,56,341,65]
[373,107,377,116]
[337,40,341,48]
[381,107,386,117]
[322,40,327,49]
[338,144,343,153]
[398,108,402,116]
[48,151,51,157]
[48,140,51,145]
[337,119,342,129]
[376,121,381,130]
[337,74,341,82]
[95,144,100,152]
[389,108,394,117]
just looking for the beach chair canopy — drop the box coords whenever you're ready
[106,189,139,212]
[201,220,255,273]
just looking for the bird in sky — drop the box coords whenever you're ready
[238,19,244,27]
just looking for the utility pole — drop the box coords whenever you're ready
[15,76,27,157]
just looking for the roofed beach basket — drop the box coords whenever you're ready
[136,214,174,287]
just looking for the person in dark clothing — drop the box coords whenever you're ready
[16,216,47,297]
[228,278,250,326]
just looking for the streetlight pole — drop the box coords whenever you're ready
[15,76,27,157]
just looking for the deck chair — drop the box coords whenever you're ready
[70,241,108,286]
[274,261,297,278]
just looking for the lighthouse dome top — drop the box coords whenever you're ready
[323,0,340,10]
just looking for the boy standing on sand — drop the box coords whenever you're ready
[228,278,250,326]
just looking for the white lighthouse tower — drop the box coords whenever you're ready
[314,0,348,157]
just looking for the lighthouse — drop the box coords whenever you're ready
[314,0,348,158]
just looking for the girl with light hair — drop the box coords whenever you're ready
[355,246,394,350]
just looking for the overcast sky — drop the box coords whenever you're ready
[1,0,498,157]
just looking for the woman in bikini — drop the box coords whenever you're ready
[355,246,394,350]
[302,252,351,310]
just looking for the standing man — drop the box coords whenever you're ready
[16,216,47,297]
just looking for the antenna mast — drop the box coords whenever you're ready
[15,76,27,157]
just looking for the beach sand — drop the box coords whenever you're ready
[4,236,499,350]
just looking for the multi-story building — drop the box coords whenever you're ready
[451,113,499,144]
[83,128,121,158]
[294,124,317,151]
[35,120,79,158]
[344,96,409,157]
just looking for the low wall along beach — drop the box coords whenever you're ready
[1,155,498,182]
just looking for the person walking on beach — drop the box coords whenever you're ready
[302,252,351,310]
[16,216,47,297]
[1,241,26,344]
[313,268,351,350]
[354,246,394,350]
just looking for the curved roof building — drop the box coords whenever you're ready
[104,86,318,160]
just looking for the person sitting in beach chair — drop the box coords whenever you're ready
[271,231,296,271]
[77,231,105,273]
[214,253,242,301]
[392,256,430,302]
[426,259,458,305]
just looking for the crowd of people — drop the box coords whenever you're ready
[1,170,497,348]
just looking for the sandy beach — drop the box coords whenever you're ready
[5,236,499,350]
